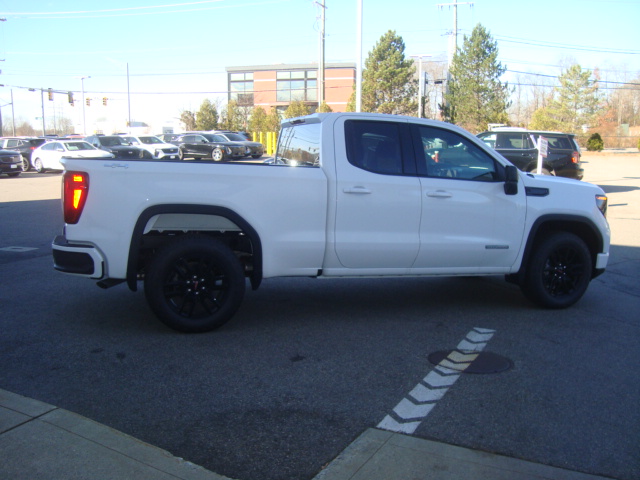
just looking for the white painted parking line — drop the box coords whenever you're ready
[377,327,496,434]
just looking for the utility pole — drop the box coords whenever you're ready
[355,0,362,112]
[436,0,473,109]
[436,0,473,70]
[317,0,326,106]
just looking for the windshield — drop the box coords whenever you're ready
[140,136,163,145]
[101,137,127,146]
[65,142,96,151]
[274,123,320,166]
[225,133,247,142]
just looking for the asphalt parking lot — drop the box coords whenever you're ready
[0,152,639,480]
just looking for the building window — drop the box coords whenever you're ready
[229,72,254,106]
[276,70,317,103]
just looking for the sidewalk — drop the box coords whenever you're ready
[0,388,613,480]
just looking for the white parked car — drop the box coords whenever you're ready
[31,140,114,173]
[119,135,180,160]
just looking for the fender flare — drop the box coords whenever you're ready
[513,213,605,284]
[126,204,263,291]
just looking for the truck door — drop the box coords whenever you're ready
[411,124,527,270]
[333,118,422,269]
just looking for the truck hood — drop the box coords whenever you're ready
[520,171,604,195]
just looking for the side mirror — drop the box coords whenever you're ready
[504,165,518,195]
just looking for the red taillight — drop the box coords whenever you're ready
[571,151,580,164]
[63,171,89,224]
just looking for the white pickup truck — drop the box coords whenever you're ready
[53,113,610,332]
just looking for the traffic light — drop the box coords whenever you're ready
[86,98,91,106]
[48,88,53,101]
[68,91,74,104]
[102,97,107,106]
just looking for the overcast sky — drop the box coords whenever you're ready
[1,0,638,132]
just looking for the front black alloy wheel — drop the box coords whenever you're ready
[144,236,245,332]
[521,232,592,308]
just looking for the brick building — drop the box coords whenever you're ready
[226,63,356,114]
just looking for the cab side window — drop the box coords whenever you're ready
[415,126,498,182]
[345,120,403,175]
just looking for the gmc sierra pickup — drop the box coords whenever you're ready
[52,113,610,332]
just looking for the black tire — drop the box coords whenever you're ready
[251,154,263,159]
[144,236,245,333]
[521,232,592,309]
[211,147,224,162]
[178,148,185,160]
[21,157,31,172]
[6,172,21,177]
[34,158,46,173]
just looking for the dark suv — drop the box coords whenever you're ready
[85,135,149,159]
[477,128,583,180]
[0,137,47,171]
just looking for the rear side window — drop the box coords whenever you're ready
[534,134,572,149]
[274,123,320,167]
[345,120,403,175]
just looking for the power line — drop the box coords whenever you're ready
[0,0,292,19]
[491,34,640,55]
[507,69,640,86]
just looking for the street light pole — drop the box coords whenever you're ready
[80,76,90,135]
[410,55,432,118]
[40,88,45,135]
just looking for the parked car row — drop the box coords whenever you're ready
[0,137,47,172]
[0,130,266,176]
[169,131,264,161]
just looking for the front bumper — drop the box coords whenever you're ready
[555,163,584,180]
[52,235,105,278]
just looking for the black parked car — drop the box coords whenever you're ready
[0,137,47,171]
[477,128,583,180]
[84,135,150,159]
[213,131,264,159]
[0,149,23,177]
[171,133,246,161]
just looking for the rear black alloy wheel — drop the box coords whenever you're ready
[522,232,592,308]
[21,157,31,172]
[144,236,245,333]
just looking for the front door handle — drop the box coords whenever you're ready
[343,186,372,194]
[426,190,452,198]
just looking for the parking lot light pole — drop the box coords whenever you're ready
[410,55,431,118]
[80,76,90,135]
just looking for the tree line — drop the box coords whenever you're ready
[188,24,638,148]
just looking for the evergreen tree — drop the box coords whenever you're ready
[361,30,417,115]
[283,100,310,119]
[248,106,268,133]
[195,99,218,131]
[443,24,510,133]
[529,64,601,133]
[180,110,197,131]
[317,101,333,113]
[220,100,244,131]
[265,107,282,133]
